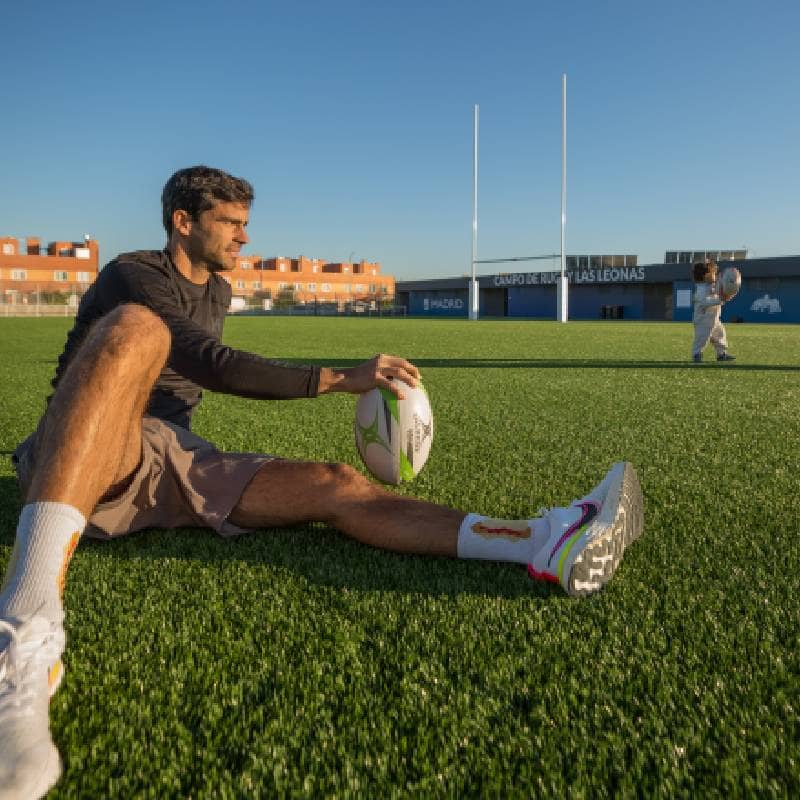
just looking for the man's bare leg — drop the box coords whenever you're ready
[0,304,170,800]
[2,303,171,618]
[230,458,644,596]
[27,303,171,517]
[230,460,462,556]
[3,303,171,619]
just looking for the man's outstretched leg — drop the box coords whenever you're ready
[231,459,644,597]
[0,305,170,800]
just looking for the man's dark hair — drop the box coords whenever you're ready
[161,166,254,235]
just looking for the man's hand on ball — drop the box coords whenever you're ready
[319,354,420,397]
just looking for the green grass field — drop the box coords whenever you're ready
[1,317,798,798]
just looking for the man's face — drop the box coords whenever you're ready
[184,201,250,272]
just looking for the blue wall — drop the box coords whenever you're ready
[507,284,646,319]
[507,286,555,317]
[723,279,800,323]
[407,275,800,321]
[674,278,800,323]
[408,289,469,317]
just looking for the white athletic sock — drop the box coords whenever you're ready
[0,502,86,624]
[457,513,550,564]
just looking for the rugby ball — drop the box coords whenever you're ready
[718,267,741,301]
[354,380,433,485]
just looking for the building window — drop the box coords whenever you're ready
[76,272,92,282]
[293,282,303,291]
[279,263,286,272]
[355,283,365,293]
[236,280,246,289]
[252,281,262,289]
[11,270,27,280]
[312,265,318,273]
[321,283,331,292]
[58,247,71,256]
[54,271,68,281]
[278,282,288,290]
[240,260,251,270]
[307,282,317,292]
[2,243,14,255]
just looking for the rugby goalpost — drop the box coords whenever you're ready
[469,74,569,322]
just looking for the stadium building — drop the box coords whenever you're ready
[0,235,100,308]
[395,250,800,323]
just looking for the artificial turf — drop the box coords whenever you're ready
[0,316,798,798]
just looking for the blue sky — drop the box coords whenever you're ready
[2,0,798,279]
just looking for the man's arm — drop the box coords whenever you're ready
[101,261,418,401]
[101,262,320,399]
[318,354,420,398]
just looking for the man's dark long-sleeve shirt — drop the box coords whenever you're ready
[53,250,321,429]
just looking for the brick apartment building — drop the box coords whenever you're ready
[0,234,395,312]
[225,254,395,309]
[0,235,100,306]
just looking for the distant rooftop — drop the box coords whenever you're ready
[664,249,747,264]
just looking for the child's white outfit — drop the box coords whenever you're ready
[692,282,728,359]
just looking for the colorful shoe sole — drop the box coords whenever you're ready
[565,462,644,597]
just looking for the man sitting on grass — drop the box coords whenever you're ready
[0,165,644,798]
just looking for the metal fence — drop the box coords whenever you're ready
[0,300,80,317]
[230,303,408,318]
[0,289,407,319]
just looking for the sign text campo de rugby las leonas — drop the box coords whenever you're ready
[492,267,646,287]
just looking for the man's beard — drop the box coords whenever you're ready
[204,249,236,273]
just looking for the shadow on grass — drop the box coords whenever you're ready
[281,357,800,372]
[0,477,557,601]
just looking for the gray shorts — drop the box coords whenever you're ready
[13,417,275,540]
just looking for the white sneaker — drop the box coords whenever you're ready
[528,462,644,596]
[0,616,65,800]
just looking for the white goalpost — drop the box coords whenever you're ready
[469,75,569,322]
[469,104,480,320]
[557,73,568,323]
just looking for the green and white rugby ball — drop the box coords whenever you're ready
[354,380,433,485]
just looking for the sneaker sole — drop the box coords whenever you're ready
[566,462,644,597]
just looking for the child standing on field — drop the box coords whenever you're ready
[692,260,735,363]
